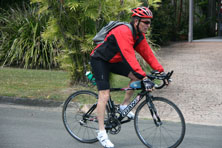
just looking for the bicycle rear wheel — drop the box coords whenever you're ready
[62,90,99,143]
[134,97,186,148]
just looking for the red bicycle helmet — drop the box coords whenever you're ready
[131,6,153,18]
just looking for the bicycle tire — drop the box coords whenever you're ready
[62,90,99,143]
[134,97,186,148]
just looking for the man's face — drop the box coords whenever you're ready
[135,18,151,33]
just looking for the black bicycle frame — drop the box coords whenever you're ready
[107,87,163,127]
[107,88,147,123]
[145,94,162,127]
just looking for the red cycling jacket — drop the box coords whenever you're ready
[90,24,164,79]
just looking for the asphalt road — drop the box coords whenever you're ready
[0,103,221,148]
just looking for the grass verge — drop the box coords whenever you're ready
[0,67,136,103]
[0,67,72,101]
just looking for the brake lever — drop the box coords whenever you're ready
[165,71,174,84]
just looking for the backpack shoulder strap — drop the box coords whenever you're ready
[122,22,133,36]
[122,22,143,48]
[93,21,134,45]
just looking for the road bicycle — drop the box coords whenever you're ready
[62,71,186,148]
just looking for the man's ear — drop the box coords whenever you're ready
[134,19,139,26]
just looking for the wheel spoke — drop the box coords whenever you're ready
[134,97,185,148]
[62,91,102,143]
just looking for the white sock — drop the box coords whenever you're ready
[98,130,106,135]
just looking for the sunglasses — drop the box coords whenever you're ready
[141,21,151,25]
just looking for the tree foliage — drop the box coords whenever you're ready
[30,0,142,84]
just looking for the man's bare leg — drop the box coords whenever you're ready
[97,89,114,148]
[97,89,110,130]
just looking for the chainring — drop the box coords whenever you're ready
[108,116,121,135]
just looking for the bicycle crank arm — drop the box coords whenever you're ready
[120,118,132,124]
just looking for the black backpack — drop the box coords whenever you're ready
[92,21,133,45]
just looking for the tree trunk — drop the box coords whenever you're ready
[59,0,64,4]
[96,1,102,31]
[172,0,177,40]
[177,0,183,30]
[118,0,124,20]
[208,0,216,36]
[218,0,222,36]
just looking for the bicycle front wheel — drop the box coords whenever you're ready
[62,90,99,143]
[134,97,186,148]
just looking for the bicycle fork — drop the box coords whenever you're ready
[146,94,162,127]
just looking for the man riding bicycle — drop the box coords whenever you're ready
[90,6,165,148]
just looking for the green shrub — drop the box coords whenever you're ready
[0,3,60,69]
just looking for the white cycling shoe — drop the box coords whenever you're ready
[120,105,135,119]
[97,130,114,148]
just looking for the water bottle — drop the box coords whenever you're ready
[85,71,96,85]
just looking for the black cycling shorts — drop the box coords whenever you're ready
[90,57,131,90]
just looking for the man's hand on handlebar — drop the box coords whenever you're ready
[147,70,174,89]
[142,77,155,91]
